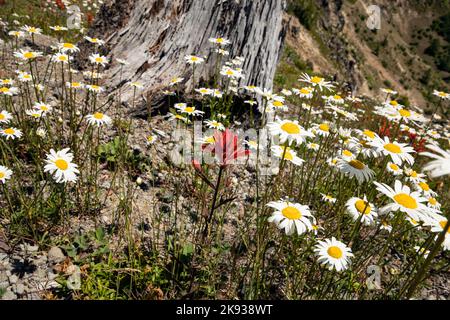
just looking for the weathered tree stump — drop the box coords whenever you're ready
[85,0,286,105]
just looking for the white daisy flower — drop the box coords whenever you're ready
[370,136,415,166]
[314,237,354,271]
[0,110,13,124]
[204,119,225,131]
[0,165,13,183]
[89,53,109,67]
[267,200,315,235]
[299,73,333,91]
[267,118,314,145]
[185,55,204,65]
[58,42,80,53]
[338,158,374,184]
[44,148,79,183]
[420,144,450,178]
[345,195,378,225]
[0,127,22,140]
[271,145,304,166]
[86,112,112,126]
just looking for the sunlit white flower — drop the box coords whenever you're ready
[185,55,204,64]
[89,53,109,66]
[314,237,354,272]
[386,162,403,176]
[299,73,333,91]
[0,165,13,184]
[66,82,84,90]
[271,145,304,166]
[267,200,315,235]
[8,30,25,38]
[414,246,430,258]
[86,112,112,126]
[204,119,225,131]
[0,79,14,86]
[44,148,79,183]
[167,112,189,123]
[14,49,43,61]
[0,127,22,140]
[432,90,450,100]
[26,109,43,118]
[50,25,68,31]
[345,195,378,226]
[21,25,42,35]
[374,180,434,222]
[85,84,105,93]
[268,118,314,145]
[209,37,230,46]
[18,71,33,82]
[0,110,13,124]
[321,194,336,204]
[338,158,374,184]
[52,53,72,64]
[420,144,450,178]
[58,42,79,53]
[175,104,204,116]
[84,36,105,45]
[370,136,415,166]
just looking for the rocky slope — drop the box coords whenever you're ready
[280,0,450,110]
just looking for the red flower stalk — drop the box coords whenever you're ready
[202,129,250,167]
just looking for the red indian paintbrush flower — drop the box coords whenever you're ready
[202,129,250,167]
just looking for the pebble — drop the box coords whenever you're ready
[8,274,18,285]
[48,247,65,264]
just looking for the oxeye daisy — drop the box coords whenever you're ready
[296,86,314,99]
[220,66,243,79]
[0,79,14,86]
[271,145,304,166]
[18,72,32,82]
[50,25,68,31]
[85,84,105,93]
[208,37,231,46]
[196,135,216,145]
[370,136,415,166]
[345,196,378,226]
[428,216,450,250]
[307,142,320,151]
[8,30,25,38]
[312,123,331,137]
[86,112,112,126]
[414,181,437,197]
[51,53,71,64]
[267,99,288,112]
[44,148,79,183]
[26,109,44,118]
[167,112,190,123]
[323,94,345,105]
[426,197,441,210]
[0,165,13,183]
[0,86,19,96]
[13,49,42,61]
[84,36,105,45]
[414,246,430,258]
[355,129,379,142]
[374,180,434,222]
[169,77,184,86]
[321,194,336,204]
[66,82,84,89]
[175,104,204,116]
[281,89,292,96]
[338,158,374,183]
[386,162,403,176]
[299,73,333,91]
[381,88,398,95]
[380,220,393,233]
[339,149,356,161]
[58,42,79,53]
[204,119,225,131]
[212,89,223,98]
[420,144,450,178]
[195,87,212,96]
[327,157,339,167]
[0,127,22,140]
[0,110,13,124]
[404,168,426,184]
[185,55,204,65]
[146,135,157,145]
[432,90,450,100]
[89,53,109,66]
[268,118,314,145]
[314,237,354,272]
[21,25,42,35]
[33,102,52,114]
[267,200,315,235]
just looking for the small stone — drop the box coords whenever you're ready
[26,245,39,252]
[1,290,17,300]
[48,247,65,264]
[14,283,25,295]
[9,274,18,284]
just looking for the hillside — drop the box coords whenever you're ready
[277,0,450,112]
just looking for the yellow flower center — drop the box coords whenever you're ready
[205,136,215,144]
[390,100,398,106]
[0,172,4,179]
[184,107,194,113]
[93,112,104,120]
[226,70,234,75]
[399,109,411,117]
[54,159,68,171]
[319,123,329,132]
[389,163,399,171]
[272,100,284,108]
[363,129,375,139]
[95,57,103,63]
[384,143,401,154]
[90,85,100,90]
[191,56,198,61]
[311,76,323,84]
[327,246,343,259]
[438,92,446,97]
[355,199,371,214]
[283,149,294,161]
[63,43,74,48]
[281,206,302,220]
[24,52,35,59]
[0,87,9,93]
[393,193,418,209]
[300,88,311,94]
[349,159,365,170]
[29,27,37,33]
[72,82,80,87]
[439,221,450,233]
[281,122,300,134]
[216,38,224,43]
[0,114,4,120]
[333,95,342,100]
[342,150,353,157]
[428,197,437,205]
[418,182,430,191]
[4,128,15,135]
[58,55,68,61]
